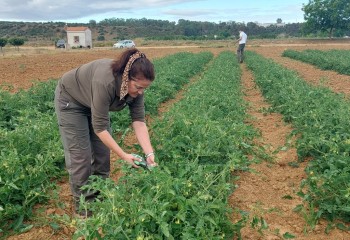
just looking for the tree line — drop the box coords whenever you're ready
[0,19,304,42]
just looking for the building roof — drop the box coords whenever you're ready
[66,27,90,32]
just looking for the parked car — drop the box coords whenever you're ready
[56,39,66,48]
[113,40,135,48]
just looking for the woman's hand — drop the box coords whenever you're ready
[122,153,140,168]
[145,152,157,167]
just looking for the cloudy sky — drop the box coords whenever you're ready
[0,0,307,24]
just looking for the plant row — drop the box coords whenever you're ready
[0,51,213,235]
[246,50,350,225]
[71,51,262,239]
[282,49,350,76]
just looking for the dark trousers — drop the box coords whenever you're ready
[54,84,110,203]
[237,43,246,62]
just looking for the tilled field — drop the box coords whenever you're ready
[3,41,350,239]
[0,46,223,91]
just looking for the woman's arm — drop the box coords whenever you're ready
[132,121,157,166]
[96,130,139,167]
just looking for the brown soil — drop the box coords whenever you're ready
[2,40,350,239]
[0,46,209,92]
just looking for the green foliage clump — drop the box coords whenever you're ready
[283,49,350,75]
[302,0,350,38]
[0,80,64,234]
[8,37,25,49]
[0,38,7,49]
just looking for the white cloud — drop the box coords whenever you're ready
[164,9,213,17]
[0,0,305,23]
[0,0,203,21]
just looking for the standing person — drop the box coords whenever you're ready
[54,48,157,217]
[236,30,248,63]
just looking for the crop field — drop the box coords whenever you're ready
[1,39,350,240]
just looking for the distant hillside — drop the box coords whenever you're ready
[0,19,306,45]
[0,21,67,40]
[0,21,136,43]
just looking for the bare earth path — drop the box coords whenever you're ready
[2,41,350,239]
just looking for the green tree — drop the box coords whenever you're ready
[302,0,350,38]
[8,37,25,51]
[89,19,97,28]
[0,38,7,54]
[277,18,283,24]
[97,35,105,41]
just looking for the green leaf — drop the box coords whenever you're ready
[143,209,156,218]
[19,224,33,233]
[251,216,259,228]
[113,226,122,233]
[293,204,303,213]
[261,217,268,229]
[204,216,217,226]
[325,223,334,234]
[282,195,293,200]
[160,222,170,237]
[340,206,350,212]
[283,232,296,239]
[13,214,24,231]
[49,222,60,230]
[336,223,347,231]
[8,182,20,190]
[280,146,288,151]
[161,211,167,217]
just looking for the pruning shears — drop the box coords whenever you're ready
[132,154,152,171]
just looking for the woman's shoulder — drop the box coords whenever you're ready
[93,58,114,64]
[89,59,114,71]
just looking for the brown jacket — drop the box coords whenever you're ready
[59,58,145,133]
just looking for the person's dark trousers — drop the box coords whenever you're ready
[237,43,246,63]
[54,84,110,208]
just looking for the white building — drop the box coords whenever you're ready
[66,27,92,48]
[255,22,286,28]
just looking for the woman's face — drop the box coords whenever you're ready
[128,76,152,98]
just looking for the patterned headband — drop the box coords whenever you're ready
[120,51,145,100]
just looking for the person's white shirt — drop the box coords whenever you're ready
[239,31,247,44]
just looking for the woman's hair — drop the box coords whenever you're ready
[111,48,155,81]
